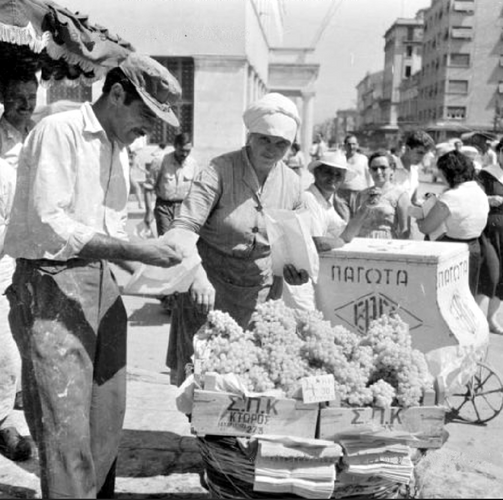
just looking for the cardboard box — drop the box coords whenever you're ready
[316,238,489,354]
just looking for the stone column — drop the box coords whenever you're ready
[300,91,315,162]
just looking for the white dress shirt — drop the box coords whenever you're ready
[5,102,130,261]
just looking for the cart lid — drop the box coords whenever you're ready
[321,238,468,264]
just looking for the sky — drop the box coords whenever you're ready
[281,0,432,123]
[58,0,431,125]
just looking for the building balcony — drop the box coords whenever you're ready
[450,27,473,39]
[453,1,475,13]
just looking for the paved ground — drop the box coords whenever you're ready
[1,194,503,499]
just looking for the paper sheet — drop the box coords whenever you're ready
[122,253,201,297]
[264,208,319,282]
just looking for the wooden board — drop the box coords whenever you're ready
[191,390,319,438]
[318,406,446,448]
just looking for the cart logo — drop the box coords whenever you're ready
[334,292,423,334]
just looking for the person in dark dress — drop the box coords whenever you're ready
[477,139,503,334]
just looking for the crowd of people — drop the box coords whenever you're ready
[0,51,502,499]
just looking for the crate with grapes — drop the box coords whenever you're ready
[188,300,446,447]
[187,301,445,499]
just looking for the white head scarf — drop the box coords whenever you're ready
[243,93,300,143]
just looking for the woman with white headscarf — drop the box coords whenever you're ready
[164,93,308,385]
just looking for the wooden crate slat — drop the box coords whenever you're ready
[191,390,319,438]
[318,406,446,448]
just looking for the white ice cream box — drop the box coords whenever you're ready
[316,238,488,354]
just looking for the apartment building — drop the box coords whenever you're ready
[417,0,503,141]
[382,16,424,129]
[353,14,424,149]
[356,71,385,130]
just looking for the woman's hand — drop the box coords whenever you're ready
[283,264,309,285]
[189,266,215,315]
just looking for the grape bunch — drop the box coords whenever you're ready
[197,310,270,391]
[363,314,433,407]
[252,301,309,396]
[197,301,434,408]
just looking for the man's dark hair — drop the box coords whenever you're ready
[0,71,38,99]
[174,132,192,147]
[436,150,475,188]
[344,134,357,144]
[102,67,141,105]
[404,130,435,151]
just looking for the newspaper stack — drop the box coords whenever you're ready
[253,436,341,499]
[339,434,414,484]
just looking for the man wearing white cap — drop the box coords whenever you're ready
[305,151,370,248]
[4,53,187,498]
[283,151,370,310]
[164,92,309,386]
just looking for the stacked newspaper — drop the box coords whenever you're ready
[253,437,341,499]
[339,434,413,484]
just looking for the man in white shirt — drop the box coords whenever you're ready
[0,73,38,168]
[283,151,369,310]
[393,130,435,206]
[0,73,39,463]
[145,132,198,236]
[482,139,498,168]
[337,134,373,218]
[4,53,186,499]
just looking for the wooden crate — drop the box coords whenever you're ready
[191,389,319,438]
[318,405,446,448]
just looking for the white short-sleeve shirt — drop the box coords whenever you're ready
[439,181,489,239]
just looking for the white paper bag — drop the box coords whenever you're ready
[122,253,201,297]
[264,208,319,282]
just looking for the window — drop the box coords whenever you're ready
[150,57,194,145]
[451,26,473,39]
[447,80,469,94]
[407,27,414,41]
[449,53,471,67]
[405,65,412,78]
[405,45,413,58]
[498,82,503,94]
[446,106,466,119]
[48,83,92,104]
